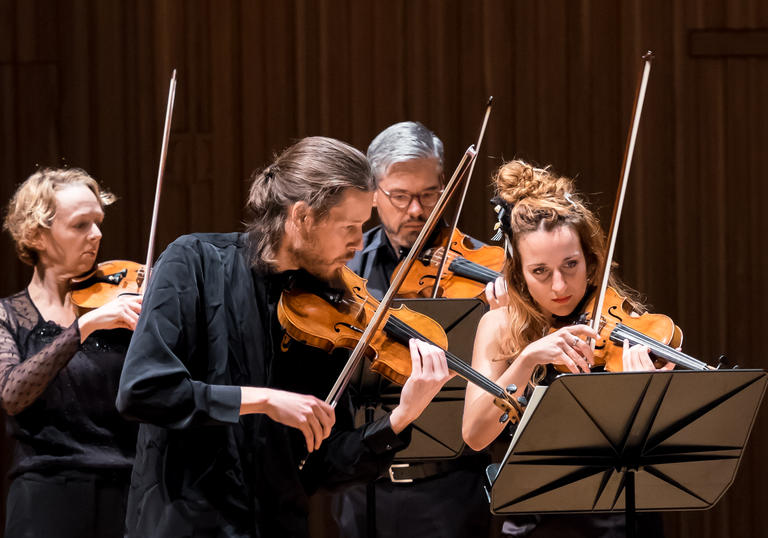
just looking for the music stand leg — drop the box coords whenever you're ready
[625,469,636,538]
[365,405,377,538]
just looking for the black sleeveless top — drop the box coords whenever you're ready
[0,290,137,477]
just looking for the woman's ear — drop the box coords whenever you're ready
[27,228,46,252]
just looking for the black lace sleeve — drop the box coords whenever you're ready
[0,310,81,416]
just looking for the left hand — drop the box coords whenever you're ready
[485,276,509,310]
[389,339,453,433]
[622,339,675,372]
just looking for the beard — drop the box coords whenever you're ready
[289,241,348,283]
[382,218,426,249]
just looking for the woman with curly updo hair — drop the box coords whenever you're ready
[1,168,141,537]
[462,160,671,537]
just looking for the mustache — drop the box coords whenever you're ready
[399,218,426,228]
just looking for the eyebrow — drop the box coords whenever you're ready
[388,186,441,193]
[68,208,104,219]
[526,253,581,268]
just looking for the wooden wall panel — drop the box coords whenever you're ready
[1,1,767,536]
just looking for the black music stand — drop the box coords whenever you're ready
[486,370,767,538]
[350,298,486,460]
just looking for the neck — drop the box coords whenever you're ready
[28,264,71,307]
[382,229,410,257]
[272,239,300,273]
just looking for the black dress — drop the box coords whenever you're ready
[117,232,408,538]
[0,290,137,538]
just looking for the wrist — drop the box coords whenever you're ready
[77,312,98,342]
[389,405,415,435]
[239,386,271,416]
[516,347,534,370]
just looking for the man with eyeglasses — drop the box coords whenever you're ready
[331,122,497,538]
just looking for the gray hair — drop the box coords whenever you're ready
[366,121,444,185]
[245,136,374,271]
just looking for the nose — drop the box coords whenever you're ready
[90,223,103,241]
[406,196,423,218]
[551,269,567,295]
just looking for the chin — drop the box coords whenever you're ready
[307,264,343,283]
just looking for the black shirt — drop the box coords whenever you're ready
[117,232,406,538]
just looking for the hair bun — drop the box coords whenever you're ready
[493,159,573,206]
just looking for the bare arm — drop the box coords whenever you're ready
[462,309,538,451]
[462,310,600,451]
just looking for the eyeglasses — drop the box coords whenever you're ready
[377,186,444,210]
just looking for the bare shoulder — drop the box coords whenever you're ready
[474,308,509,355]
[477,308,508,337]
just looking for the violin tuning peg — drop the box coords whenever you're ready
[499,412,509,423]
[506,384,517,394]
[517,395,528,407]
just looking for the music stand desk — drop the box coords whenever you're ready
[487,370,767,537]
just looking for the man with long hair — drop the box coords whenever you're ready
[117,137,452,537]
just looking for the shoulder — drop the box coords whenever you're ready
[475,308,508,349]
[0,290,34,330]
[159,233,246,264]
[166,232,245,252]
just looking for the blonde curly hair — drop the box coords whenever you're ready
[492,159,641,360]
[3,168,115,266]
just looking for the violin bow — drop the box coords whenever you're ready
[323,146,478,410]
[138,69,177,291]
[589,52,654,337]
[430,97,494,298]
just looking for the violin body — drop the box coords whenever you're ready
[557,287,709,373]
[395,228,504,299]
[279,267,448,385]
[70,260,145,309]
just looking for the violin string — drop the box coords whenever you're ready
[329,290,507,396]
[384,315,505,397]
[610,324,708,370]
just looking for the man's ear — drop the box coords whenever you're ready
[287,201,311,236]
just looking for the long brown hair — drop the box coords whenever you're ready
[492,159,643,360]
[244,136,373,271]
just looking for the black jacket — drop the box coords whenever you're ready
[117,233,405,537]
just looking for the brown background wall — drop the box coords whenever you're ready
[1,1,767,536]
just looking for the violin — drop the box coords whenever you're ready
[71,260,145,309]
[278,266,523,422]
[394,227,504,299]
[558,286,713,373]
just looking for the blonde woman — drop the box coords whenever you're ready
[1,168,141,538]
[463,160,671,537]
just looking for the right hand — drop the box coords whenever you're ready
[518,324,599,374]
[257,388,335,452]
[78,294,143,339]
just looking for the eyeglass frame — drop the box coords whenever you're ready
[376,186,445,210]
